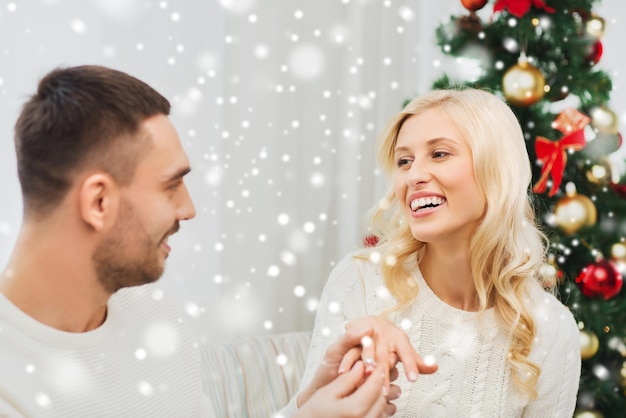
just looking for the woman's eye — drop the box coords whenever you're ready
[432,150,449,159]
[397,158,412,167]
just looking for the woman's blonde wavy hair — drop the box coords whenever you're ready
[366,88,550,399]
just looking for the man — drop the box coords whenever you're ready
[0,65,212,416]
[0,65,428,416]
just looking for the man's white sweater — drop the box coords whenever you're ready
[0,283,214,417]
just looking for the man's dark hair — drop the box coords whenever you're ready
[14,65,171,218]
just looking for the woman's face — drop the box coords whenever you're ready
[393,108,485,245]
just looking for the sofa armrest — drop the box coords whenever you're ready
[201,331,311,417]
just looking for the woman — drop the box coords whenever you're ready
[294,89,580,417]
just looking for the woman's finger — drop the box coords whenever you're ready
[389,365,399,382]
[392,332,437,381]
[384,400,398,417]
[386,383,401,402]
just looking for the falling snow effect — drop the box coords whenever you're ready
[0,0,623,348]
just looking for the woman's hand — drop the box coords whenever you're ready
[295,315,436,417]
[342,316,438,391]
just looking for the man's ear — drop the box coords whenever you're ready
[79,173,119,231]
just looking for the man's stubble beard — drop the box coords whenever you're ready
[92,200,168,294]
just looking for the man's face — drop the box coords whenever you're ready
[93,115,195,293]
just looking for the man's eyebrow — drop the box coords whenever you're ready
[163,166,191,182]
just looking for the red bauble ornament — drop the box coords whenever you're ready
[461,0,488,12]
[459,0,488,31]
[586,40,603,65]
[611,182,626,199]
[576,260,623,300]
[363,234,380,247]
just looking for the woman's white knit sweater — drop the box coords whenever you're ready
[294,251,581,418]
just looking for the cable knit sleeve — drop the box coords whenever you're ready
[522,288,581,418]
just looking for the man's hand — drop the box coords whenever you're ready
[296,326,376,408]
[294,361,388,418]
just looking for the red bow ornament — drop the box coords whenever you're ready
[532,109,589,196]
[493,0,555,18]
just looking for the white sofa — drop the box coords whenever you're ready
[201,331,311,417]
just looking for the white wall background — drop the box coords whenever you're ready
[0,0,624,343]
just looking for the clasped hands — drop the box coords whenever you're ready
[295,316,438,417]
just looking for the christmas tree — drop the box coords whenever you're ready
[428,0,625,416]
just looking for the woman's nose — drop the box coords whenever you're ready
[407,161,430,185]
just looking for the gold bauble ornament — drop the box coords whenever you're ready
[612,243,626,261]
[580,329,600,360]
[612,244,626,278]
[502,54,545,107]
[590,106,619,135]
[585,158,612,186]
[586,14,606,38]
[585,106,621,156]
[574,410,604,418]
[554,183,597,235]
